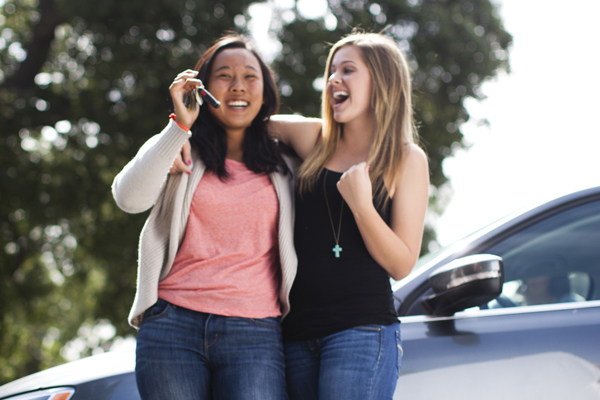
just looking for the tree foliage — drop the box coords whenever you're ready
[0,0,511,383]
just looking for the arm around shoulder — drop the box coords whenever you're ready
[269,114,322,160]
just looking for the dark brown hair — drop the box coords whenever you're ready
[190,34,288,178]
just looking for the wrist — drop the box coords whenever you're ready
[169,113,191,131]
[350,200,378,221]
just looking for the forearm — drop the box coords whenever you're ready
[112,119,191,213]
[269,115,322,159]
[353,206,421,281]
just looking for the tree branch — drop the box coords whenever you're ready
[1,0,65,93]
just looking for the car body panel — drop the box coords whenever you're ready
[400,302,600,373]
[67,372,140,400]
[0,350,137,400]
[396,351,600,400]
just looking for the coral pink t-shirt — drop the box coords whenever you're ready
[158,159,281,318]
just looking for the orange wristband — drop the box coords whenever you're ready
[169,114,191,131]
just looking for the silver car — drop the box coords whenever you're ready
[1,186,599,400]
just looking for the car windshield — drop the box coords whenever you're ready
[406,202,538,278]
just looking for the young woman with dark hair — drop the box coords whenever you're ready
[112,34,296,400]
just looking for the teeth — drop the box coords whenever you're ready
[227,100,248,107]
[333,91,349,100]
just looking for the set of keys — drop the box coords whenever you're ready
[184,86,221,110]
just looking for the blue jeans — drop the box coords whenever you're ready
[284,323,401,400]
[135,299,285,400]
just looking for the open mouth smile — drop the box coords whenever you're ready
[332,90,349,106]
[226,100,249,108]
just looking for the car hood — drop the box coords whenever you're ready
[0,349,135,398]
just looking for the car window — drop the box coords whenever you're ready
[484,200,600,308]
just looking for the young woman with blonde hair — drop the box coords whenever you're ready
[270,31,430,399]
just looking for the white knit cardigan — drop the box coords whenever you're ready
[112,119,298,328]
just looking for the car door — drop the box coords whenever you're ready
[394,198,600,400]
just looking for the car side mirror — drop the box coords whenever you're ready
[421,254,504,316]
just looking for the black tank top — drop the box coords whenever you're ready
[282,168,398,340]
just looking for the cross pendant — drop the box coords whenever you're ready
[332,244,342,258]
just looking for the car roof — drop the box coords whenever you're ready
[0,349,135,398]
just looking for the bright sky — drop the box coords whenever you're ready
[435,0,600,245]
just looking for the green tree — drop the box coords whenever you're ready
[0,0,511,383]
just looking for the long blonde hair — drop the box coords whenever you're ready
[297,32,419,207]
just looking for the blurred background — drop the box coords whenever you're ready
[436,0,600,246]
[0,0,591,384]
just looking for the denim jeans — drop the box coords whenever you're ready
[284,322,402,400]
[135,299,286,400]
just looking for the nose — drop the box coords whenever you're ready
[328,71,341,85]
[231,77,246,93]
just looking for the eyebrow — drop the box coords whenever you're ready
[330,60,358,71]
[334,60,358,66]
[214,65,260,72]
